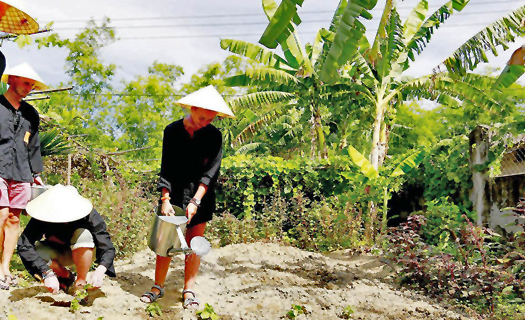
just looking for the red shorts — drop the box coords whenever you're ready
[0,178,31,209]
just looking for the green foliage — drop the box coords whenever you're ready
[341,305,355,319]
[217,154,355,219]
[209,189,367,252]
[145,302,162,318]
[419,198,464,248]
[196,303,220,320]
[74,177,155,259]
[286,304,306,319]
[69,287,89,313]
[39,129,72,157]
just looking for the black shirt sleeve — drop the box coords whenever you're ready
[28,129,44,174]
[17,219,50,279]
[87,209,116,277]
[158,125,175,192]
[200,135,223,187]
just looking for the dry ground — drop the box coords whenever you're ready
[1,242,473,320]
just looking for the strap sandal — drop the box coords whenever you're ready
[0,277,9,290]
[141,285,165,303]
[57,270,76,293]
[182,289,199,309]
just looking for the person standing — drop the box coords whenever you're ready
[141,85,235,309]
[0,63,46,289]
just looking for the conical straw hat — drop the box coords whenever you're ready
[26,184,93,223]
[176,85,235,119]
[0,0,39,35]
[1,62,47,90]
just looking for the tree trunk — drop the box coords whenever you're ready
[370,105,385,169]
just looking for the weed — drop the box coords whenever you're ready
[341,305,355,319]
[196,303,220,320]
[69,287,89,313]
[145,302,162,317]
[286,304,306,319]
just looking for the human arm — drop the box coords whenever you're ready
[186,183,208,224]
[187,133,223,223]
[87,209,116,278]
[27,117,44,183]
[16,219,50,280]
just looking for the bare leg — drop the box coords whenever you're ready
[183,222,206,301]
[1,208,21,278]
[140,255,171,302]
[0,207,8,280]
[49,260,70,278]
[72,247,94,287]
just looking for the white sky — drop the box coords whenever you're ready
[0,0,523,87]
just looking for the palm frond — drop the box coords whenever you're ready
[319,0,378,84]
[259,0,304,49]
[224,67,300,87]
[439,5,525,75]
[235,142,266,155]
[220,39,290,69]
[40,129,73,157]
[228,91,296,110]
[391,0,471,79]
[232,106,288,146]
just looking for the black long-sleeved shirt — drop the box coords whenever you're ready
[17,209,116,278]
[158,119,222,224]
[0,95,43,182]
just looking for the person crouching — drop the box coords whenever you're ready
[17,184,116,293]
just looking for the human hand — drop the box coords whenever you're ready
[87,266,106,288]
[44,275,60,294]
[33,175,44,186]
[161,200,175,216]
[186,203,197,224]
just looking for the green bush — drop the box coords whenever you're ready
[217,154,357,219]
[208,190,366,252]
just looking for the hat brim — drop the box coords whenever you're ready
[1,74,47,90]
[0,2,39,35]
[176,103,236,119]
[25,184,93,223]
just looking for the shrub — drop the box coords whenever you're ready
[385,215,525,319]
[74,177,156,259]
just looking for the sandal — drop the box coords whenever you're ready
[141,285,165,303]
[5,275,18,287]
[182,289,199,309]
[0,277,9,290]
[57,270,76,293]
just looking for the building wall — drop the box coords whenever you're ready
[490,175,525,234]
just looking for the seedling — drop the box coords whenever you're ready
[342,305,355,319]
[196,303,220,320]
[286,304,306,319]
[145,302,162,317]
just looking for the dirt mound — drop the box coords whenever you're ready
[1,242,472,319]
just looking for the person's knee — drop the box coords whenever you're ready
[6,211,21,224]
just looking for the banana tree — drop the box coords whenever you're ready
[303,0,524,169]
[343,146,425,235]
[221,0,367,159]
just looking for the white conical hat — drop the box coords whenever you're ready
[176,85,235,118]
[26,184,93,223]
[0,1,39,35]
[1,62,47,90]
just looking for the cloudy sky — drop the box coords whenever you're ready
[1,0,524,87]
